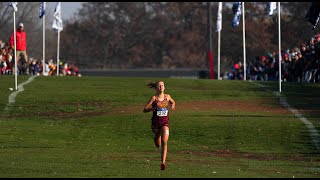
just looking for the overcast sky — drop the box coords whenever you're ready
[62,2,83,20]
[48,2,84,20]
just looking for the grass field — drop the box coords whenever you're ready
[0,75,319,178]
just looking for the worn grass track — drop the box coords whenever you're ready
[0,76,319,177]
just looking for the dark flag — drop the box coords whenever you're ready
[232,2,242,27]
[305,2,320,31]
[39,2,46,18]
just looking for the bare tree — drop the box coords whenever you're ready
[0,2,59,61]
[57,2,314,72]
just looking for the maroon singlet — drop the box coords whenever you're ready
[151,96,169,130]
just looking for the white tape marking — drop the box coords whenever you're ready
[4,76,36,112]
[252,82,320,150]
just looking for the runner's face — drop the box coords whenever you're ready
[156,81,165,92]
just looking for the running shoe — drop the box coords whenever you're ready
[161,163,166,170]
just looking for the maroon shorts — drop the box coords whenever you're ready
[151,118,169,133]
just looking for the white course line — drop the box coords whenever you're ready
[4,76,37,112]
[253,82,320,151]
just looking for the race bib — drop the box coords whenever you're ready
[156,108,168,117]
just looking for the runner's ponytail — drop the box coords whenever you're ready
[147,81,156,89]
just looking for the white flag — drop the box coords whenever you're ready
[8,2,18,12]
[52,2,63,32]
[39,2,46,18]
[268,2,277,16]
[216,2,222,32]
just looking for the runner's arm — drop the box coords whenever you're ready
[143,96,156,113]
[167,94,175,110]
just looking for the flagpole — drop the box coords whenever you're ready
[53,2,62,76]
[57,29,60,76]
[218,30,221,80]
[278,2,281,93]
[13,10,17,91]
[217,2,222,80]
[207,2,214,80]
[242,2,246,81]
[42,14,45,76]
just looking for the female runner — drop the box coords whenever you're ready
[143,80,175,170]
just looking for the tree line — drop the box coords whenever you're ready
[0,2,317,73]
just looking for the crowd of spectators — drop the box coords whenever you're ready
[224,34,320,83]
[0,39,81,77]
[3,24,319,81]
